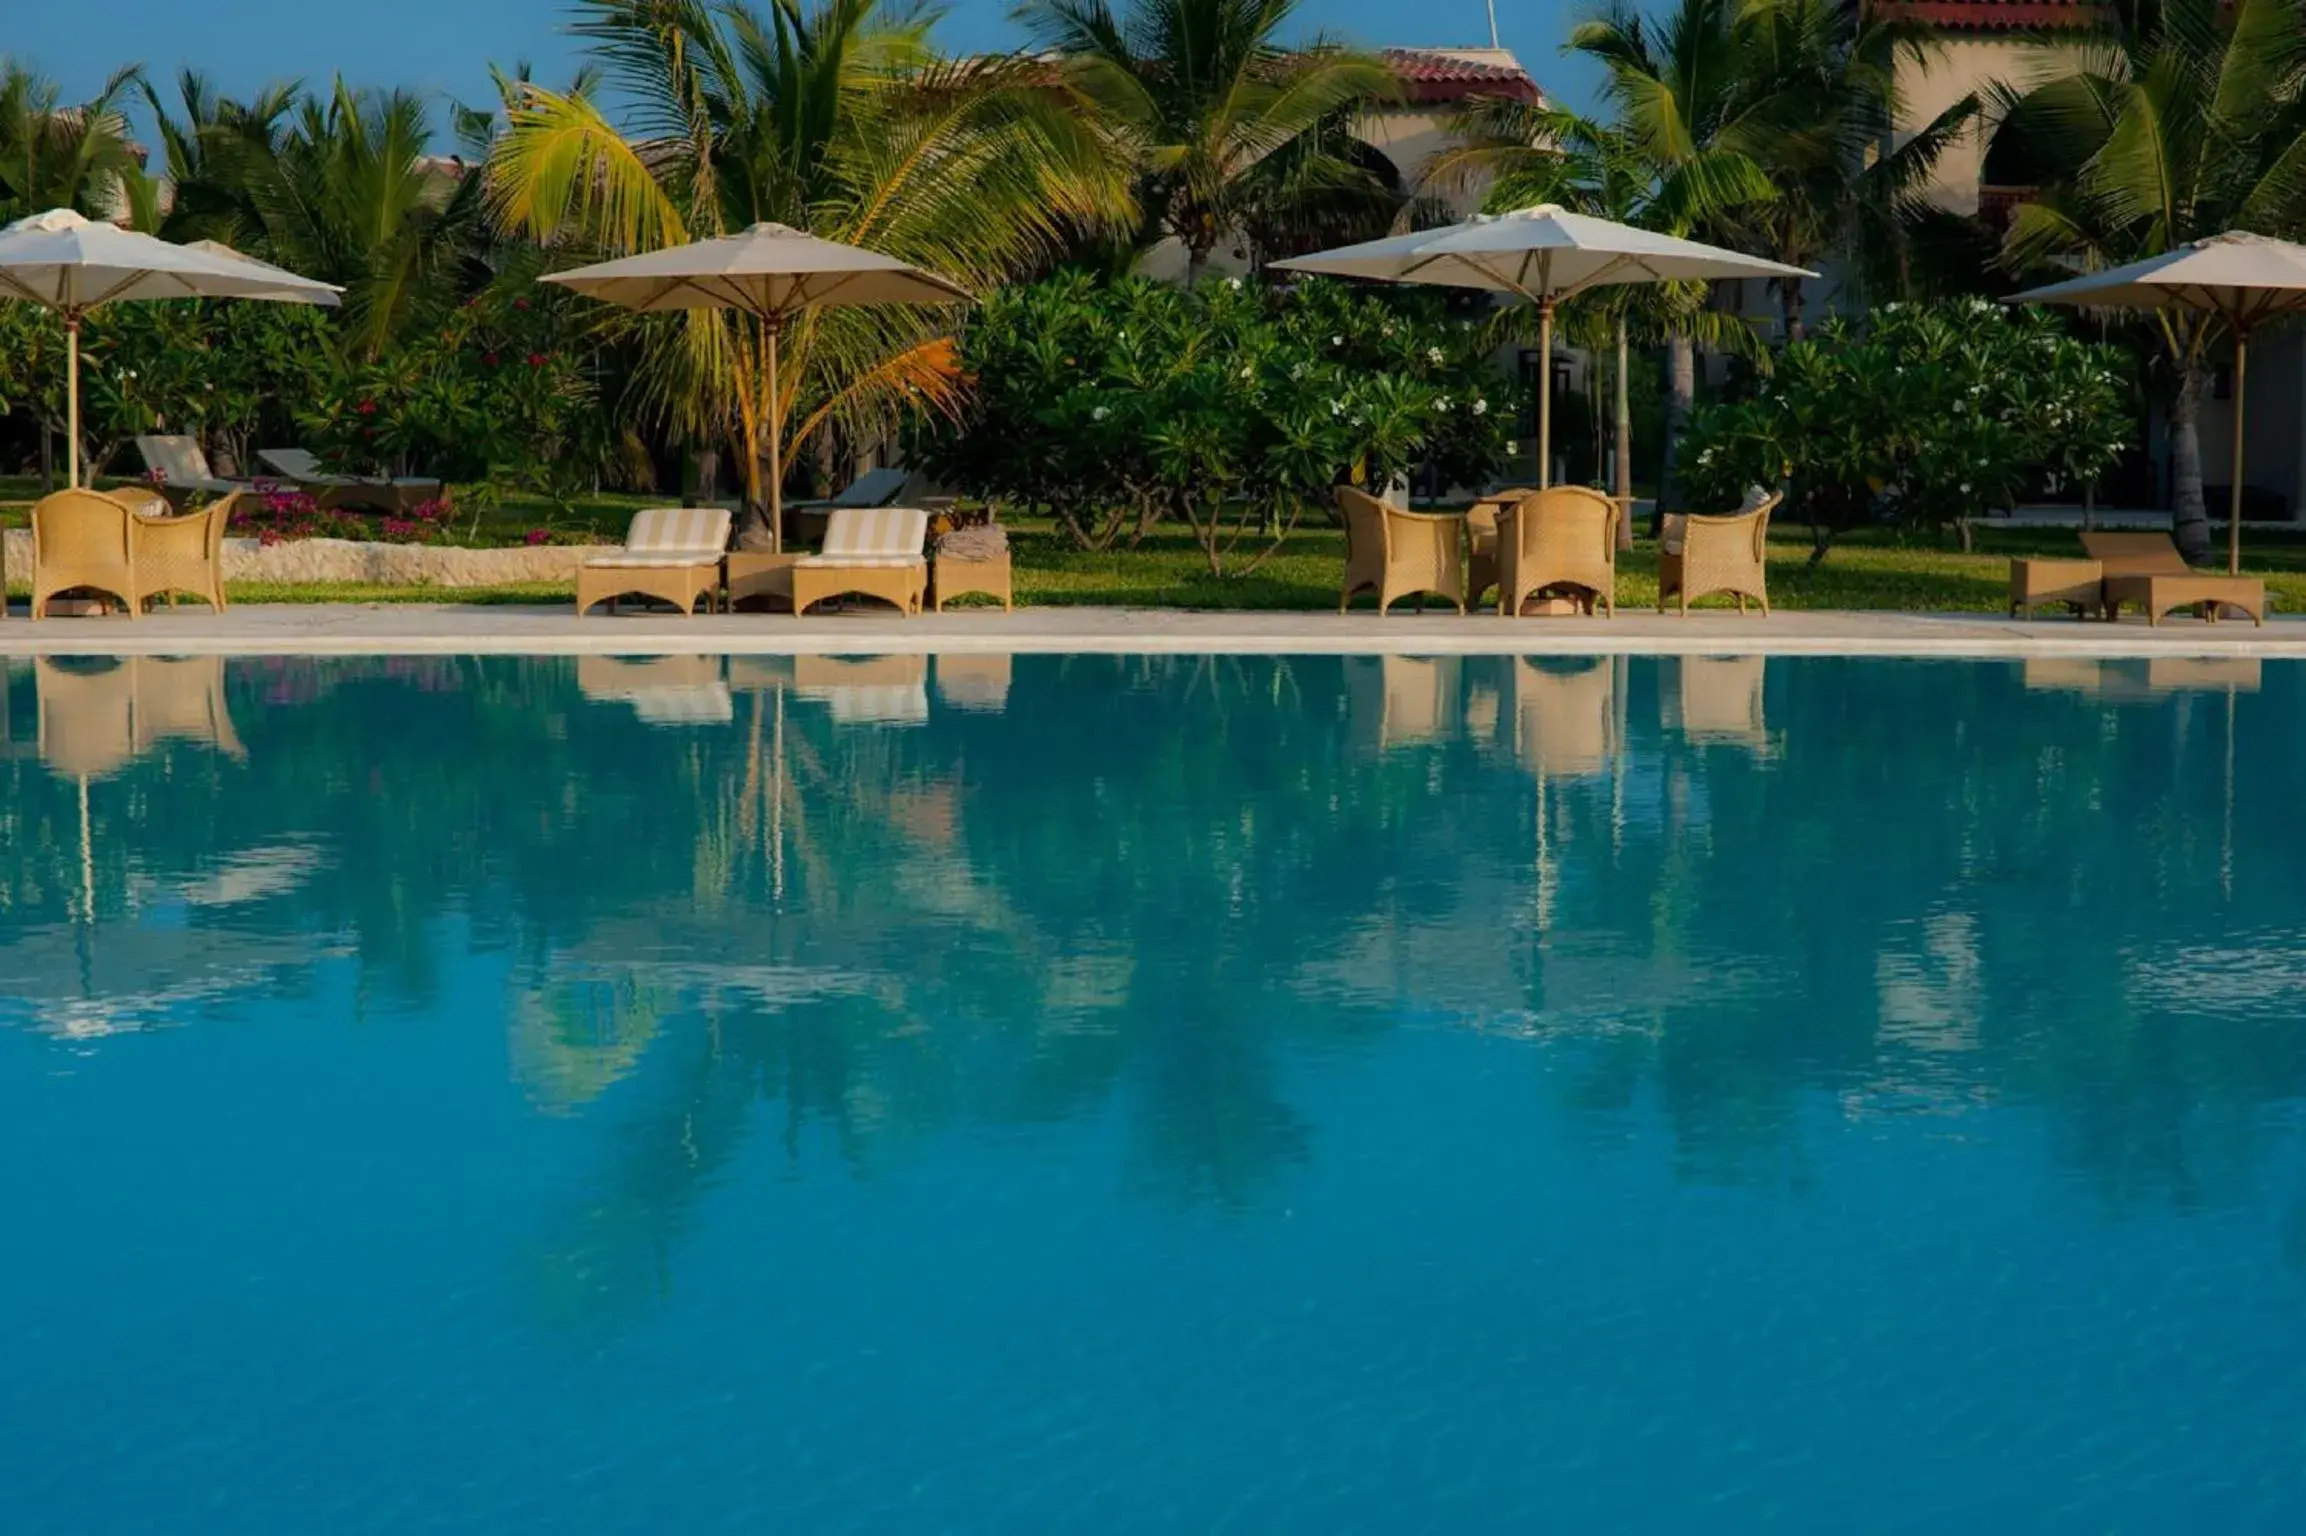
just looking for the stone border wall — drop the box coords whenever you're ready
[3,530,616,588]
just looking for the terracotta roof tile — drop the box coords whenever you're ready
[1380,48,1543,106]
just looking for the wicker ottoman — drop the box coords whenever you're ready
[932,550,1013,612]
[2009,557,2104,619]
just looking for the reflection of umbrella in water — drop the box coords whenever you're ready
[36,655,245,921]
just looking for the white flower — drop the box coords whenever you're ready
[1092,405,1110,421]
[1227,277,1243,290]
[1472,398,1488,416]
[1240,365,1254,379]
[1427,346,1445,364]
[1959,482,1971,493]
[1434,396,1450,412]
[1290,363,1305,379]
[1329,399,1344,416]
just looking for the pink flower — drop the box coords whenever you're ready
[482,351,500,366]
[355,399,378,416]
[525,352,547,368]
[525,528,550,546]
[513,297,531,311]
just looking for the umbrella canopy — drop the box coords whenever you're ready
[0,208,341,486]
[1275,203,1813,299]
[542,223,972,551]
[2010,231,2306,573]
[1275,204,1813,489]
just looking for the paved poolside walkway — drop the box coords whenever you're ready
[3,604,2303,658]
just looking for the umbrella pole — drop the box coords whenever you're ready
[65,315,81,490]
[2227,327,2248,576]
[766,312,784,556]
[1537,299,1554,490]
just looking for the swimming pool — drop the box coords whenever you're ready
[4,652,2302,1532]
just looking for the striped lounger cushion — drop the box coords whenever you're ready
[799,507,928,568]
[586,507,732,568]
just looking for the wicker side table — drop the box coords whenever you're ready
[932,549,1012,612]
[2009,557,2104,619]
[726,551,803,611]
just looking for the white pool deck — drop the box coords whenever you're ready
[2,604,2303,658]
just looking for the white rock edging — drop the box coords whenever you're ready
[3,529,615,588]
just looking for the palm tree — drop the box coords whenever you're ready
[140,69,303,251]
[1566,0,1797,512]
[0,59,144,223]
[487,0,1130,531]
[1723,0,1975,340]
[1993,0,2306,560]
[1023,0,1400,283]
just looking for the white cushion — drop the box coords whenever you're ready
[796,555,925,570]
[584,553,723,569]
[819,506,927,558]
[624,506,733,553]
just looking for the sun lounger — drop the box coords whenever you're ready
[2081,531,2266,625]
[136,434,253,503]
[792,507,929,616]
[781,465,913,545]
[257,448,445,515]
[576,507,732,615]
[794,655,930,722]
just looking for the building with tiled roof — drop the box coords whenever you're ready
[1378,47,1545,106]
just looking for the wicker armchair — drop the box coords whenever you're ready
[1658,493,1778,615]
[30,490,140,620]
[1464,488,1535,610]
[1336,486,1467,615]
[131,494,235,612]
[1497,486,1618,617]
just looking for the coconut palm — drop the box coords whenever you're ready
[1717,0,1975,341]
[1993,0,2306,560]
[139,70,304,251]
[486,0,1130,528]
[1023,0,1400,283]
[0,60,144,224]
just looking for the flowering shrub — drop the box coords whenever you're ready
[914,273,1519,573]
[225,480,453,546]
[298,289,606,502]
[1678,299,2134,556]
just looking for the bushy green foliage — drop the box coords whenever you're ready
[0,299,331,475]
[298,289,605,504]
[918,273,1518,574]
[1678,299,2132,553]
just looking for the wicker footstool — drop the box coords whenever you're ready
[932,550,1013,612]
[2009,557,2104,619]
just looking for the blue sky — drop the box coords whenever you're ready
[14,0,1604,142]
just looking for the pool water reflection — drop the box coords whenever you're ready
[3,653,2303,1532]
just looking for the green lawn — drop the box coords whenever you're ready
[7,473,2304,611]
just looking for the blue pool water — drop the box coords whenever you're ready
[3,652,2304,1532]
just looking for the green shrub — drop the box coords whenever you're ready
[1678,299,2133,557]
[917,273,1520,575]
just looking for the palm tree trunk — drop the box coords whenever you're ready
[1656,331,1696,532]
[1613,315,1633,553]
[1779,277,1804,346]
[2169,359,2210,563]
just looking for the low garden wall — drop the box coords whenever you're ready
[2,530,616,589]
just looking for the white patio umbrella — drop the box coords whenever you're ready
[2009,231,2306,575]
[541,222,972,552]
[1273,203,1814,488]
[0,209,342,487]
